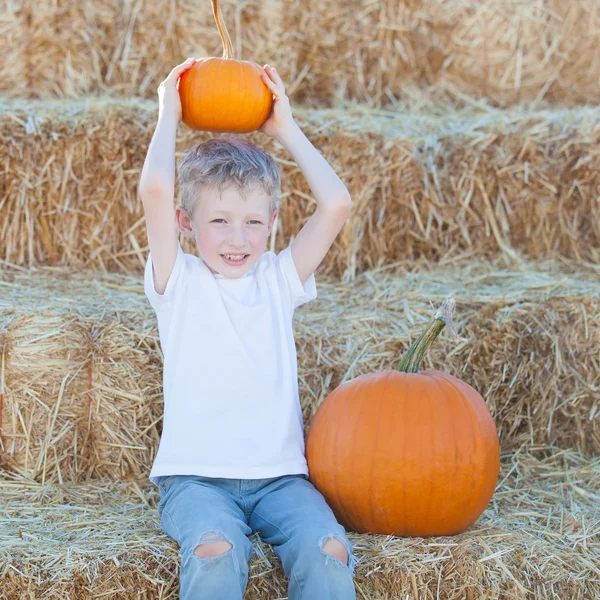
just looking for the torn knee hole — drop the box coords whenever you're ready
[194,533,233,558]
[322,538,348,565]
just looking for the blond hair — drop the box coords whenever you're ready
[178,137,281,217]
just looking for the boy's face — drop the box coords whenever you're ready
[177,185,278,278]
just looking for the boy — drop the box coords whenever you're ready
[138,57,357,599]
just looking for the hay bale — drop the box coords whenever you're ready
[1,0,267,99]
[1,448,598,598]
[0,274,163,483]
[280,0,600,110]
[1,259,598,483]
[2,98,600,280]
[2,0,599,109]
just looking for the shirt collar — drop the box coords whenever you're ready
[213,261,258,279]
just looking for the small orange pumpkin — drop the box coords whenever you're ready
[306,299,500,537]
[178,0,272,132]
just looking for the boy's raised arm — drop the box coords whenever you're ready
[138,58,198,295]
[259,65,352,286]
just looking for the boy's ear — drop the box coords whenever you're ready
[176,206,195,238]
[267,209,278,234]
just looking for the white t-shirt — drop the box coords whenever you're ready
[144,243,317,487]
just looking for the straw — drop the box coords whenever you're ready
[2,98,600,281]
[2,0,599,109]
[0,447,598,598]
[0,258,598,484]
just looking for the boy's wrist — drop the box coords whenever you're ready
[158,110,180,127]
[275,121,302,145]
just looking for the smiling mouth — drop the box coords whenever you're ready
[221,254,249,264]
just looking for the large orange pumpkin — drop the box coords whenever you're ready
[178,0,272,132]
[306,299,500,537]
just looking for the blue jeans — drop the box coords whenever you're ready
[157,473,357,599]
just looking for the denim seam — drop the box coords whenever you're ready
[253,510,303,593]
[162,506,182,542]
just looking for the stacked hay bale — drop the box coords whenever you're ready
[1,1,599,598]
[3,0,600,107]
[2,99,600,278]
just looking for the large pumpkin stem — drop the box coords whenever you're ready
[397,298,460,373]
[211,0,235,60]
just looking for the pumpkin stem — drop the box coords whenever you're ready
[397,298,461,373]
[211,0,235,59]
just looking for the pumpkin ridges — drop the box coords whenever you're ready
[181,59,271,132]
[337,376,367,532]
[338,375,372,532]
[224,60,236,128]
[330,382,345,528]
[179,2,272,132]
[419,372,443,533]
[431,370,500,533]
[399,372,408,534]
[252,62,273,126]
[390,372,413,534]
[369,371,395,533]
[308,368,500,536]
[425,370,480,534]
[306,300,500,537]
[311,373,381,532]
[209,60,220,131]
[243,64,264,130]
[309,380,345,520]
[441,373,500,522]
[390,371,413,533]
[238,64,249,126]
[376,372,400,533]
[362,376,376,533]
[402,372,435,535]
[434,370,475,528]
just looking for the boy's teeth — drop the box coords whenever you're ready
[224,254,246,260]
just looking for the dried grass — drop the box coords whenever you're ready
[2,0,599,109]
[2,98,600,281]
[0,448,598,598]
[1,258,598,484]
[2,1,599,595]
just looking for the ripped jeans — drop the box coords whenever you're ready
[157,473,357,600]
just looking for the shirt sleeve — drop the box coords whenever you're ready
[144,244,187,311]
[276,243,318,310]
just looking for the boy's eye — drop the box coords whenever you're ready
[211,219,262,224]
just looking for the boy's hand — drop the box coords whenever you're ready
[157,57,198,122]
[258,65,296,141]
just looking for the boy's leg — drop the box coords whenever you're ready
[158,475,255,600]
[248,474,357,600]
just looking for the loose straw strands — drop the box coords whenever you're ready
[281,0,600,110]
[0,259,598,484]
[2,98,600,280]
[0,448,598,598]
[2,0,599,109]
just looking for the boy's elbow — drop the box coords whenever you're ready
[334,195,352,218]
[317,195,352,220]
[139,181,172,205]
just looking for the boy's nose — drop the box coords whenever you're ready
[228,227,247,245]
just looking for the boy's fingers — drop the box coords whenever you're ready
[263,65,285,93]
[173,59,196,74]
[264,65,280,79]
[261,71,274,86]
[168,58,197,79]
